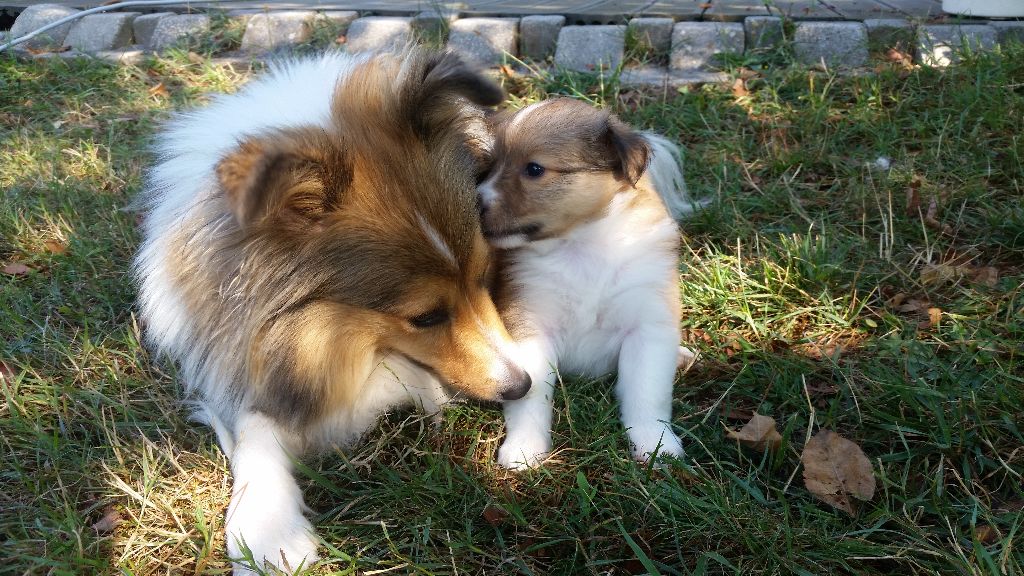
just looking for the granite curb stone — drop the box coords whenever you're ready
[345,16,411,53]
[411,10,456,43]
[988,22,1024,45]
[152,14,210,51]
[864,19,915,53]
[629,17,674,57]
[793,21,868,67]
[133,12,172,48]
[241,11,315,51]
[744,16,783,53]
[555,25,625,72]
[448,18,518,66]
[9,4,80,49]
[671,22,744,71]
[918,25,997,67]
[519,15,564,60]
[318,10,359,32]
[64,12,138,52]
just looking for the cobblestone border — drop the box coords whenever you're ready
[4,4,1024,88]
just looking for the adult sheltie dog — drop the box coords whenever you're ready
[134,48,530,573]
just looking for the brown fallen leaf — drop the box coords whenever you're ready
[3,263,31,275]
[905,186,921,216]
[885,47,913,68]
[974,524,1000,545]
[924,197,953,235]
[148,82,169,99]
[970,266,999,287]
[44,240,67,255]
[927,307,941,328]
[920,263,961,286]
[91,506,122,534]
[726,412,782,452]
[801,429,875,515]
[187,51,205,65]
[481,503,509,527]
[731,77,749,98]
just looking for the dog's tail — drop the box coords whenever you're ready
[642,133,712,220]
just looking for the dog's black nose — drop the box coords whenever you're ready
[501,371,531,401]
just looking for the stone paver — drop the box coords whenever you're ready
[744,15,783,53]
[864,19,915,53]
[620,66,729,88]
[345,16,412,53]
[768,0,842,19]
[241,11,315,51]
[670,22,744,72]
[152,14,211,51]
[989,22,1024,46]
[318,10,358,32]
[448,18,518,67]
[555,25,625,72]
[94,45,145,65]
[133,13,172,49]
[519,15,563,60]
[793,21,868,67]
[410,10,454,43]
[9,4,80,49]
[64,12,137,52]
[628,18,673,57]
[918,25,998,67]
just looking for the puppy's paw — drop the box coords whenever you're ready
[227,503,319,574]
[496,432,551,470]
[677,346,699,369]
[627,423,685,463]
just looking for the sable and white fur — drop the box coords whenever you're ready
[478,98,701,469]
[134,49,529,573]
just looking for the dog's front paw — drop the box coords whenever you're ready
[677,345,699,369]
[627,423,685,463]
[497,431,551,470]
[227,503,319,574]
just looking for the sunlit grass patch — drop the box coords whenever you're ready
[2,42,1023,575]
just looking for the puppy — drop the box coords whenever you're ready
[478,98,701,469]
[134,48,530,573]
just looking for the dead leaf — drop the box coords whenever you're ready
[44,240,67,255]
[498,64,515,78]
[885,47,913,68]
[481,503,509,527]
[923,197,953,234]
[801,429,875,515]
[731,78,749,98]
[3,263,31,275]
[726,412,782,452]
[927,307,941,328]
[905,186,921,215]
[187,51,204,65]
[975,524,1000,545]
[920,263,960,286]
[970,266,998,287]
[0,360,13,381]
[148,82,169,99]
[91,506,122,533]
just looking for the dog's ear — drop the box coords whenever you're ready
[216,131,350,228]
[421,50,505,107]
[605,115,651,187]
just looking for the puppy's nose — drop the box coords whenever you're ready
[500,369,531,401]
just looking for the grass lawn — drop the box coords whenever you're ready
[1,42,1022,575]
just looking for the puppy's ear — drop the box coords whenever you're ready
[421,50,505,107]
[216,130,350,228]
[606,116,650,187]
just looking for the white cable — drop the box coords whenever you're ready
[0,0,242,53]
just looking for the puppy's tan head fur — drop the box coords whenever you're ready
[477,98,651,247]
[192,49,529,427]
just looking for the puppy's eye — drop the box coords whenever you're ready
[409,309,450,329]
[524,162,545,178]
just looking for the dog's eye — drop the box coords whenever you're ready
[409,309,450,329]
[524,162,545,178]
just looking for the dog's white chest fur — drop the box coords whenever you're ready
[508,192,680,376]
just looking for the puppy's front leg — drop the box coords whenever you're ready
[497,338,557,470]
[616,324,685,462]
[226,411,319,575]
